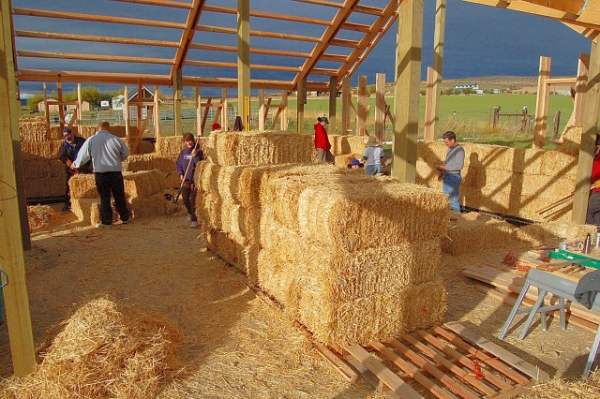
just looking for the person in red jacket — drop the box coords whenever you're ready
[314,116,333,163]
[586,134,600,227]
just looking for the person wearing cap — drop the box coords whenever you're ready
[586,133,600,226]
[361,135,384,176]
[314,116,333,163]
[436,130,465,213]
[175,132,204,228]
[58,128,92,211]
[347,158,364,170]
[72,121,131,227]
[211,122,221,132]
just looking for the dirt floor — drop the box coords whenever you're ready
[0,205,599,398]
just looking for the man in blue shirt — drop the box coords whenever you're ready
[72,121,130,227]
[58,128,91,211]
[436,131,465,212]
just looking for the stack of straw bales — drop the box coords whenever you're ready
[1,298,179,399]
[19,117,48,142]
[417,141,578,222]
[443,213,517,255]
[20,140,66,198]
[197,131,449,346]
[328,135,368,167]
[69,169,175,225]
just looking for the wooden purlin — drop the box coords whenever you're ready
[170,0,205,81]
[292,0,362,88]
[114,0,193,9]
[15,30,181,48]
[338,1,398,83]
[17,51,174,65]
[185,59,301,72]
[203,4,332,26]
[190,42,312,58]
[12,8,186,29]
[195,24,321,42]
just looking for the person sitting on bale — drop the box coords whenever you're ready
[347,158,364,169]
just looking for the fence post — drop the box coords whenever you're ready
[493,106,500,129]
[520,108,528,132]
[553,110,561,138]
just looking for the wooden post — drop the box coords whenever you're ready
[77,83,82,135]
[493,106,500,129]
[328,76,337,135]
[574,53,590,127]
[174,68,183,136]
[521,108,528,132]
[423,67,434,141]
[375,73,386,142]
[552,110,561,138]
[196,86,202,136]
[341,76,351,135]
[431,0,446,139]
[357,75,367,136]
[153,85,160,138]
[533,56,551,148]
[281,90,288,130]
[258,89,265,131]
[123,85,130,137]
[136,82,142,140]
[221,88,228,131]
[297,77,306,133]
[573,42,600,224]
[237,0,250,130]
[57,79,64,132]
[0,0,36,375]
[392,0,423,183]
[43,82,50,139]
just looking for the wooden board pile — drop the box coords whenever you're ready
[196,131,449,346]
[417,142,577,222]
[69,169,175,225]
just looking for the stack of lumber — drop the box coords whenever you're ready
[197,130,449,346]
[69,169,176,225]
[417,141,577,222]
[463,264,600,333]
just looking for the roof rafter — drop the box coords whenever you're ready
[170,0,205,80]
[15,30,180,47]
[203,5,332,26]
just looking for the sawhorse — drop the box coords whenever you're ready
[499,267,600,377]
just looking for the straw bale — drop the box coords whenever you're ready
[123,155,179,188]
[296,183,448,252]
[22,159,62,179]
[156,136,208,157]
[555,126,582,155]
[69,174,99,199]
[328,135,367,156]
[417,141,447,164]
[19,117,48,142]
[70,198,102,225]
[513,148,545,174]
[512,220,596,247]
[443,212,517,255]
[416,159,439,182]
[520,371,600,398]
[204,131,314,166]
[202,225,258,281]
[130,193,170,219]
[1,297,179,399]
[299,279,446,346]
[333,153,357,168]
[25,176,64,198]
[540,151,578,179]
[20,140,64,160]
[123,170,170,198]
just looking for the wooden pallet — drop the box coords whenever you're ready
[336,322,548,399]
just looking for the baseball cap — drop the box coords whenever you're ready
[62,128,72,135]
[350,159,360,166]
[318,116,329,124]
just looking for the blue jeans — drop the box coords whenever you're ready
[365,164,382,176]
[443,173,462,212]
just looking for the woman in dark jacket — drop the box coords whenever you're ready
[175,132,204,228]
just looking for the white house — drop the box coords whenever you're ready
[453,83,480,91]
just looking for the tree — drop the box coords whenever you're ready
[26,91,43,112]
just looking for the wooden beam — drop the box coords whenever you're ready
[123,85,130,137]
[153,85,160,138]
[297,77,306,133]
[15,30,180,47]
[77,83,82,134]
[329,76,337,135]
[57,80,64,131]
[238,0,250,131]
[375,73,386,142]
[196,87,202,135]
[13,8,186,29]
[423,67,434,141]
[431,0,446,139]
[573,41,600,224]
[203,5,332,26]
[113,0,192,9]
[17,50,174,65]
[392,0,423,183]
[357,75,367,136]
[19,69,171,85]
[519,0,585,15]
[174,68,183,136]
[574,52,590,127]
[0,0,36,375]
[170,0,205,80]
[43,82,50,138]
[196,24,321,43]
[185,59,301,72]
[533,56,551,149]
[281,90,288,130]
[258,89,265,131]
[221,88,229,131]
[341,75,351,134]
[190,42,312,58]
[293,0,361,88]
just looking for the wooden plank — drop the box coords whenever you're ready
[375,73,386,142]
[170,0,203,80]
[18,50,173,65]
[370,341,458,399]
[423,66,434,141]
[237,0,250,131]
[533,56,551,148]
[357,75,367,136]
[16,30,180,47]
[573,52,589,127]
[386,337,479,399]
[402,333,495,397]
[314,343,358,383]
[203,4,331,26]
[153,85,160,138]
[432,326,531,386]
[328,75,337,136]
[344,344,423,399]
[415,329,514,393]
[201,97,212,133]
[0,0,36,374]
[443,322,549,381]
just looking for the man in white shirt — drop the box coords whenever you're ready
[436,131,465,212]
[72,120,131,227]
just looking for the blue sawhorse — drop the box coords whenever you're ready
[498,267,600,377]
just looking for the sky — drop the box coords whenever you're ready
[13,0,593,98]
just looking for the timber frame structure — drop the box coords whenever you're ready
[2,0,600,378]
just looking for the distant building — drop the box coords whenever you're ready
[493,88,501,94]
[112,95,125,111]
[475,89,484,95]
[37,98,91,113]
[453,83,480,91]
